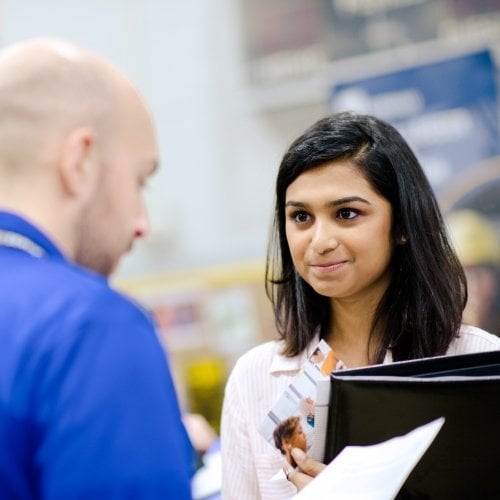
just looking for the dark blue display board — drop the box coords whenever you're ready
[331,50,499,191]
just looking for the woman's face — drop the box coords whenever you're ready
[286,423,307,453]
[285,161,395,305]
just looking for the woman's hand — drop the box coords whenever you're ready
[284,448,327,491]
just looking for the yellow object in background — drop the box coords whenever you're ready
[446,209,500,335]
[185,357,227,435]
[446,209,499,266]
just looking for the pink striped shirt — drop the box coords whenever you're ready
[220,325,500,499]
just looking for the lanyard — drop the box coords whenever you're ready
[0,229,45,258]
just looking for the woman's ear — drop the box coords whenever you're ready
[396,234,408,245]
[58,127,96,197]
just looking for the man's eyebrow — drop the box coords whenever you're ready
[285,196,371,208]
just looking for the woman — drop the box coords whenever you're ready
[220,113,500,499]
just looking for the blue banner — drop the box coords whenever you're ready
[331,50,499,191]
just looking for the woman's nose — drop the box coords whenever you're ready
[310,222,339,254]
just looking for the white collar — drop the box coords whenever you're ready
[268,333,393,374]
[268,334,321,374]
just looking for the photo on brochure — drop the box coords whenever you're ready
[258,340,335,463]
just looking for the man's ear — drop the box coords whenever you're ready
[58,127,96,197]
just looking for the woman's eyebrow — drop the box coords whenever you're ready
[329,196,371,206]
[285,201,306,208]
[285,196,371,208]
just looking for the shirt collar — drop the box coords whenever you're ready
[0,210,66,261]
[269,333,321,374]
[268,332,394,374]
[383,349,393,363]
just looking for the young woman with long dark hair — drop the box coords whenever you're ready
[221,113,500,499]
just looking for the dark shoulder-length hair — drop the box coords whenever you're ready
[265,112,467,362]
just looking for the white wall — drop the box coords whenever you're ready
[2,0,327,278]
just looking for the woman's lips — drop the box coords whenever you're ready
[310,261,347,273]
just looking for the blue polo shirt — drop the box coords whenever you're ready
[0,211,193,499]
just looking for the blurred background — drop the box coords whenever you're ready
[3,0,499,470]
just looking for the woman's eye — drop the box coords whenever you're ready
[338,208,358,220]
[292,211,311,223]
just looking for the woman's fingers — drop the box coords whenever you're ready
[285,449,327,491]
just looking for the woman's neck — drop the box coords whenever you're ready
[324,296,381,368]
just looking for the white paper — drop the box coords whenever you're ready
[294,417,445,500]
[191,450,222,499]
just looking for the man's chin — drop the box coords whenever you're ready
[77,257,119,278]
[102,258,121,277]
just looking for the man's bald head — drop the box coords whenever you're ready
[0,38,159,274]
[0,38,143,176]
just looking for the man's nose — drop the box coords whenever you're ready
[134,205,151,239]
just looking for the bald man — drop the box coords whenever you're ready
[0,39,193,498]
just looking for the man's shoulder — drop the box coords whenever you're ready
[1,255,149,341]
[65,264,142,313]
[45,258,138,308]
[56,263,150,330]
